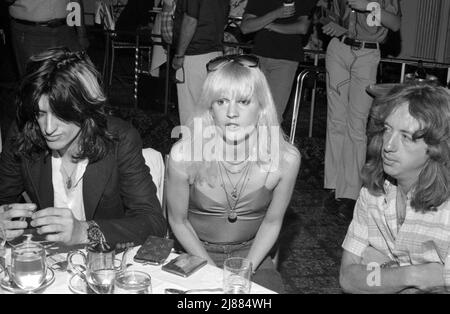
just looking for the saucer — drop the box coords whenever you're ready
[0,268,55,293]
[68,274,95,294]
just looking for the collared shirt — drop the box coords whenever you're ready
[52,154,88,222]
[342,180,450,285]
[9,0,71,22]
[333,0,400,43]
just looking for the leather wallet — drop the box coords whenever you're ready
[161,253,207,277]
[134,235,174,265]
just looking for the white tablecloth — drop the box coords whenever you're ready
[1,246,275,294]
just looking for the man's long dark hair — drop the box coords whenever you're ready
[362,83,450,212]
[15,47,115,162]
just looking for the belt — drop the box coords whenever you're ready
[340,36,379,50]
[11,17,67,28]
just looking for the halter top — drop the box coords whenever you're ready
[188,164,273,244]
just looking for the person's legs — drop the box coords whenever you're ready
[176,51,221,125]
[10,21,80,77]
[258,56,298,122]
[324,38,351,192]
[337,47,380,200]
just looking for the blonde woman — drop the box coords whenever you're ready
[166,54,300,293]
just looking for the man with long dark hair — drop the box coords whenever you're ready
[339,83,450,293]
[0,47,166,247]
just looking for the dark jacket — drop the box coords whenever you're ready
[0,116,166,245]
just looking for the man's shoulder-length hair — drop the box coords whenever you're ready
[14,47,116,162]
[361,83,450,212]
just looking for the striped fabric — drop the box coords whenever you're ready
[160,7,175,44]
[342,180,450,286]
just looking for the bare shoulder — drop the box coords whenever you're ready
[282,145,301,168]
[168,141,190,176]
[169,141,185,162]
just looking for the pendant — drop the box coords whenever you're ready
[66,178,72,189]
[228,211,237,223]
[231,188,237,200]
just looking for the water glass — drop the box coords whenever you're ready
[223,257,252,294]
[11,242,46,292]
[114,270,152,294]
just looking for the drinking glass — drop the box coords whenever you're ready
[114,270,152,294]
[11,242,46,292]
[223,257,252,294]
[68,246,119,294]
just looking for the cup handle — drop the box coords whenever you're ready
[67,249,87,277]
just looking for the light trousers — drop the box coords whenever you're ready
[175,51,222,125]
[324,38,380,200]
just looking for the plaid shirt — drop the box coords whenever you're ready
[342,180,450,286]
[161,8,175,44]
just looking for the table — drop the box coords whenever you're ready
[1,245,275,294]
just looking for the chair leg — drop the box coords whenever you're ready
[134,35,140,109]
[308,78,317,138]
[109,45,115,87]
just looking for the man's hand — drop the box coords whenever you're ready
[30,207,87,245]
[172,55,184,71]
[322,21,347,37]
[347,0,370,12]
[274,5,295,19]
[0,203,36,240]
[361,246,391,265]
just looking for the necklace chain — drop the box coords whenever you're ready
[222,161,250,200]
[218,161,252,223]
[61,162,79,190]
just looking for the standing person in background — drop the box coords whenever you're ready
[171,0,230,126]
[240,0,318,123]
[322,0,401,219]
[9,0,89,77]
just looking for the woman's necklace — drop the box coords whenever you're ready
[222,161,250,199]
[218,161,252,223]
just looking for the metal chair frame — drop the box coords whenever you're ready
[289,65,326,144]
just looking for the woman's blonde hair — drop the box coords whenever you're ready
[174,59,297,185]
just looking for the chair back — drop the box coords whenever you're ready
[142,147,164,206]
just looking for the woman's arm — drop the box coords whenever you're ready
[246,148,301,270]
[166,145,215,265]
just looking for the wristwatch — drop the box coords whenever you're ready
[86,220,106,245]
